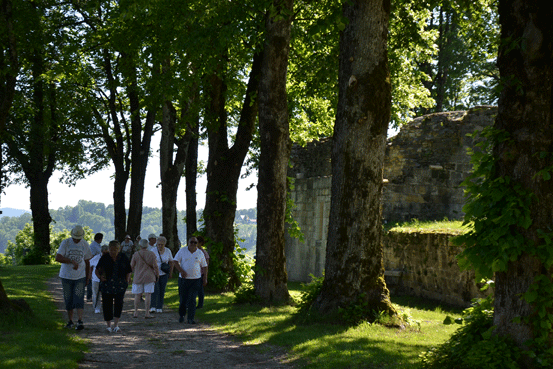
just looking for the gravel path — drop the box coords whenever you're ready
[48,278,295,368]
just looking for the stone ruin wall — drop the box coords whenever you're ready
[285,106,496,306]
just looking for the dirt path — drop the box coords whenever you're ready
[47,278,295,368]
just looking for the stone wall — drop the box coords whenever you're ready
[383,106,496,222]
[285,107,497,306]
[383,231,489,307]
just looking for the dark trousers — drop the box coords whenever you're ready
[197,274,205,308]
[178,277,201,321]
[152,274,169,309]
[101,291,125,321]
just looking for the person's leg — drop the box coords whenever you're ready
[102,293,114,327]
[61,278,75,326]
[151,279,160,310]
[178,278,186,322]
[197,275,205,308]
[86,278,92,301]
[157,274,169,311]
[74,277,86,328]
[113,291,125,329]
[145,293,152,317]
[133,293,140,317]
[186,278,201,323]
[92,281,100,312]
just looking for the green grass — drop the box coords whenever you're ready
[1,266,463,369]
[0,265,87,369]
[164,281,463,369]
[385,218,470,234]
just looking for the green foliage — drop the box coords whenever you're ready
[455,126,553,366]
[285,177,304,243]
[233,282,260,304]
[4,224,93,265]
[1,202,257,255]
[200,228,254,291]
[420,296,521,369]
[455,127,534,280]
[296,273,325,321]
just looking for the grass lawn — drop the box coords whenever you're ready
[165,280,463,369]
[1,265,463,368]
[0,265,87,369]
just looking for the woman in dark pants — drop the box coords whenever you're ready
[151,236,174,313]
[95,240,132,333]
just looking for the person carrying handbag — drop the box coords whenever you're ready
[151,236,174,313]
[130,238,159,318]
[95,240,132,333]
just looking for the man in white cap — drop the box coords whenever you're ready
[55,225,92,331]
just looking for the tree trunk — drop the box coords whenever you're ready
[254,1,293,303]
[126,108,155,241]
[125,52,156,240]
[313,0,396,319]
[29,172,52,260]
[185,117,199,240]
[0,279,31,313]
[493,0,553,358]
[204,52,261,291]
[160,100,190,254]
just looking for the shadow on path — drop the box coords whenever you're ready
[47,278,294,369]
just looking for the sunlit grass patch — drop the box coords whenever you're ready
[0,265,87,369]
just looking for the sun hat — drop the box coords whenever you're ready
[148,233,157,239]
[125,235,131,239]
[139,239,149,249]
[71,225,85,240]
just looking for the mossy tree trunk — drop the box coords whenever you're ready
[254,0,293,304]
[492,0,553,359]
[313,0,396,318]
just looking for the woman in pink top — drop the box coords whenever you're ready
[130,239,159,318]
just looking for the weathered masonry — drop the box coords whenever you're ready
[285,106,496,306]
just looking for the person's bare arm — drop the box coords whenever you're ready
[55,254,78,269]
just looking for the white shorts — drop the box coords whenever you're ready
[132,282,155,294]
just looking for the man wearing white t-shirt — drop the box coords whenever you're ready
[173,237,207,324]
[55,225,92,330]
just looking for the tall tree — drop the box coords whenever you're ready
[457,0,553,365]
[254,0,294,303]
[74,1,157,241]
[313,0,396,318]
[2,1,96,261]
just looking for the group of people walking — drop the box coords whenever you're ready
[56,225,209,333]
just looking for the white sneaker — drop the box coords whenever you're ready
[113,326,121,333]
[149,308,156,313]
[156,309,162,313]
[106,327,112,333]
[94,308,101,314]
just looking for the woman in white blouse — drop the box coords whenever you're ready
[150,236,174,313]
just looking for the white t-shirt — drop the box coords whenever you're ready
[154,247,174,276]
[57,238,92,280]
[90,241,102,257]
[174,247,207,279]
[89,253,102,283]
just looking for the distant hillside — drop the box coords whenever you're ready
[0,201,256,255]
[0,208,31,218]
